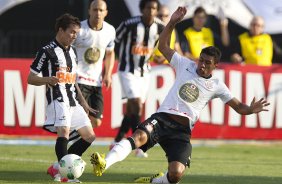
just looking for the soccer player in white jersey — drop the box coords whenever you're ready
[90,7,270,183]
[28,14,96,182]
[74,0,116,127]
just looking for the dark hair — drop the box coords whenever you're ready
[139,0,160,12]
[55,13,81,33]
[193,6,207,17]
[201,46,222,63]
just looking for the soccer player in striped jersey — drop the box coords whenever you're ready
[27,13,96,182]
[111,0,164,158]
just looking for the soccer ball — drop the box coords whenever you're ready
[58,154,86,179]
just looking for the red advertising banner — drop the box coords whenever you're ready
[0,58,282,139]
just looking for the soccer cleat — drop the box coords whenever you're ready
[134,172,164,183]
[135,149,148,158]
[47,164,59,178]
[90,152,106,176]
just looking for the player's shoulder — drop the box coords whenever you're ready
[124,16,141,26]
[102,21,116,32]
[41,40,58,52]
[80,19,88,26]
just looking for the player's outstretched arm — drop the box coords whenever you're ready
[159,7,187,62]
[227,97,270,115]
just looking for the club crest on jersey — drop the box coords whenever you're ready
[205,80,213,89]
[84,47,100,64]
[178,83,199,103]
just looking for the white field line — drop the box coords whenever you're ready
[0,157,51,163]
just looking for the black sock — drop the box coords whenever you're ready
[130,114,140,132]
[115,115,131,142]
[127,137,136,150]
[55,137,68,161]
[68,138,92,156]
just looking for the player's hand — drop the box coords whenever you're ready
[153,56,166,64]
[102,75,112,90]
[80,101,99,115]
[170,7,187,25]
[250,97,270,113]
[231,53,243,63]
[46,76,59,86]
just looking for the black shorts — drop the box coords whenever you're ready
[137,112,192,167]
[78,84,103,119]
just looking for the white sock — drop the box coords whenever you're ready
[105,139,133,170]
[151,172,179,184]
[151,173,170,184]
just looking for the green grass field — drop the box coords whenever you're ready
[0,142,281,184]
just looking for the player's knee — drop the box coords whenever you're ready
[132,129,148,147]
[82,133,96,143]
[56,126,70,138]
[168,162,185,183]
[168,169,183,183]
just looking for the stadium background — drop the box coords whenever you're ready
[0,0,282,140]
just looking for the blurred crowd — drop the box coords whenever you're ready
[151,5,282,66]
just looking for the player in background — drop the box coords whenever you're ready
[182,6,229,61]
[151,4,183,64]
[110,0,164,158]
[230,16,282,66]
[27,13,96,183]
[74,0,116,127]
[90,7,270,183]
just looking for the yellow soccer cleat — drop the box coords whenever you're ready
[134,172,164,183]
[90,152,106,176]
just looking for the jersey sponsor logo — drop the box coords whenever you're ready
[131,44,153,56]
[84,47,100,64]
[178,83,199,103]
[36,53,46,71]
[56,71,76,84]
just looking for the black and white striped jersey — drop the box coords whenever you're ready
[115,16,164,76]
[30,40,78,106]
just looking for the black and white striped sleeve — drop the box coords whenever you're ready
[30,48,48,74]
[115,21,127,44]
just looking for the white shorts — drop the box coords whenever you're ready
[43,100,92,140]
[118,71,150,103]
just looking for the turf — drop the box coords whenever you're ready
[0,143,281,184]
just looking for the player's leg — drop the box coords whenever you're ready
[56,126,70,161]
[112,113,131,143]
[68,103,95,156]
[91,115,159,176]
[153,139,192,183]
[44,100,71,181]
[127,97,143,131]
[88,86,104,127]
[78,84,103,128]
[49,101,72,162]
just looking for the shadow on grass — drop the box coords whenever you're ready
[0,171,281,184]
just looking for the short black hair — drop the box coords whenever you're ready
[201,46,222,63]
[193,6,207,17]
[55,13,81,33]
[139,0,160,12]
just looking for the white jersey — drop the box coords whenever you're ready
[157,52,233,130]
[74,20,116,86]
